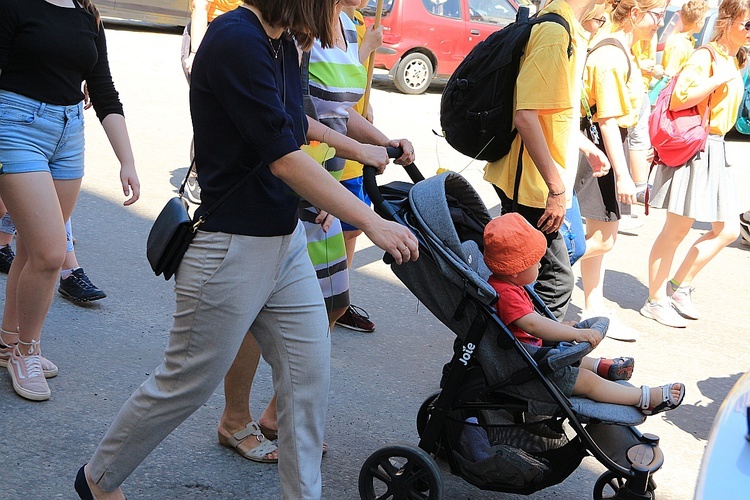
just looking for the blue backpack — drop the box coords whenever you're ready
[735,71,750,134]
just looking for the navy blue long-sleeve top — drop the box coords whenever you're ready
[0,0,123,122]
[190,7,307,236]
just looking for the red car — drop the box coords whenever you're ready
[364,0,526,94]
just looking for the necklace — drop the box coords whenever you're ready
[268,36,282,59]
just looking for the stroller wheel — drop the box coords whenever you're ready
[593,470,657,500]
[358,443,443,500]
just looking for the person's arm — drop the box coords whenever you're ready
[513,313,602,347]
[578,132,611,178]
[598,116,635,204]
[269,150,419,264]
[345,109,415,165]
[306,116,389,172]
[359,24,382,65]
[100,114,140,206]
[514,109,566,233]
[184,0,210,74]
[671,48,734,111]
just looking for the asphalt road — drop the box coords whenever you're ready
[1,28,749,499]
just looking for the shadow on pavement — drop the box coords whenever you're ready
[665,372,744,441]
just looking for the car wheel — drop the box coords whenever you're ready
[394,53,433,95]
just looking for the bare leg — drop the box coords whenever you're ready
[672,220,741,286]
[573,370,682,408]
[0,174,78,349]
[579,220,618,314]
[218,330,278,460]
[343,230,361,269]
[647,212,694,301]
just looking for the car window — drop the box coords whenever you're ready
[468,0,515,24]
[421,0,462,19]
[363,0,395,15]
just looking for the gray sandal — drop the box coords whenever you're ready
[218,421,278,463]
[639,383,685,415]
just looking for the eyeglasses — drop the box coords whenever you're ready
[739,20,750,31]
[591,16,607,28]
[644,10,666,23]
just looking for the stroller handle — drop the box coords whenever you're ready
[363,147,426,221]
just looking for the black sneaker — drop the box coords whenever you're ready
[0,244,14,274]
[58,268,107,303]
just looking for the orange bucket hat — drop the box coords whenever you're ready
[483,213,547,275]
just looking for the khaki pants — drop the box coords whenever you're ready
[89,224,330,499]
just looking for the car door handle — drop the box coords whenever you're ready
[470,29,480,35]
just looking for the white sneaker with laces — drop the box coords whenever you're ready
[666,282,700,320]
[640,299,688,328]
[7,344,50,401]
[581,310,639,342]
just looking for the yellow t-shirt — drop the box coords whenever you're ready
[671,42,743,135]
[583,38,645,129]
[206,0,243,22]
[632,36,657,89]
[662,32,694,77]
[342,10,370,181]
[483,0,588,209]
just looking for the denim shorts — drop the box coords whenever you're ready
[340,176,371,231]
[0,90,85,180]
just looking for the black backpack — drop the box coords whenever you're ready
[440,7,572,162]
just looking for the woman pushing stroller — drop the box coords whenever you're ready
[484,213,684,415]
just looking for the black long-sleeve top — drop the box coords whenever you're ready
[190,7,307,236]
[0,0,123,122]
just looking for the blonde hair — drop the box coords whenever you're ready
[608,0,667,26]
[712,0,750,66]
[681,0,711,25]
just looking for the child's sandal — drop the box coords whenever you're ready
[639,383,685,415]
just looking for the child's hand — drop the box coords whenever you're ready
[574,328,602,348]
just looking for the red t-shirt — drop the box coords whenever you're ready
[488,276,542,347]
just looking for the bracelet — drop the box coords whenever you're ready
[548,189,566,197]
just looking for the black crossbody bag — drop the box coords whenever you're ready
[146,160,261,280]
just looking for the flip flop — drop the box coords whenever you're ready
[258,423,328,455]
[639,383,685,415]
[218,421,278,463]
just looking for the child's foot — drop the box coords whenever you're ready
[639,383,685,415]
[596,357,634,381]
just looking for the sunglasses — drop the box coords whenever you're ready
[739,20,750,31]
[644,10,666,23]
[591,16,607,28]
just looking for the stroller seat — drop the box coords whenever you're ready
[408,172,645,426]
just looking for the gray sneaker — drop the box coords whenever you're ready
[640,299,688,328]
[666,282,700,320]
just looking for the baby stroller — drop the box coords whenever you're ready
[358,155,663,500]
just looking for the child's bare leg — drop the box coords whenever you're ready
[572,370,683,410]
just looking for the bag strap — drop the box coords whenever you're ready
[177,156,263,232]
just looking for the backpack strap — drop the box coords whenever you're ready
[529,12,573,59]
[587,37,632,82]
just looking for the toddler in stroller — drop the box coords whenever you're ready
[358,168,684,500]
[483,213,685,416]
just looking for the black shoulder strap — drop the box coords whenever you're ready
[530,12,573,58]
[587,37,632,82]
[300,51,318,120]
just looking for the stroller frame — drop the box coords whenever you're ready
[358,159,663,500]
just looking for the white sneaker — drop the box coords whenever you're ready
[666,282,700,320]
[581,310,639,342]
[640,299,688,328]
[7,346,50,401]
[618,215,645,234]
